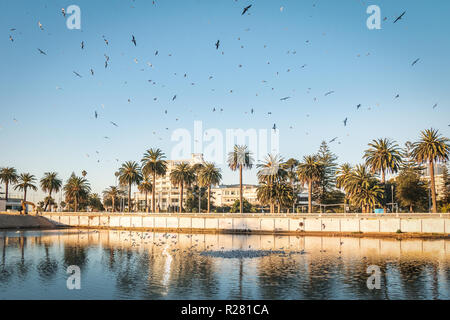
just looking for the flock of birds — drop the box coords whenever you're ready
[5,3,444,166]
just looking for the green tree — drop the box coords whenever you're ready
[297,155,323,213]
[14,173,38,204]
[364,138,402,212]
[315,141,338,204]
[411,128,450,213]
[141,148,167,212]
[0,167,19,201]
[170,163,194,213]
[227,145,254,213]
[102,186,124,212]
[395,171,428,212]
[40,172,62,212]
[138,176,153,212]
[118,161,143,212]
[88,193,104,212]
[336,163,353,210]
[257,154,288,213]
[284,158,299,212]
[230,198,253,213]
[63,173,91,212]
[345,164,383,213]
[199,162,222,213]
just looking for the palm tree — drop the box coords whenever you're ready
[138,176,153,213]
[192,163,205,212]
[170,163,194,213]
[336,163,353,211]
[257,154,287,213]
[0,167,19,201]
[118,161,143,213]
[14,173,38,205]
[227,145,254,213]
[40,172,62,211]
[284,158,299,212]
[102,186,124,212]
[199,162,222,213]
[141,148,167,212]
[411,128,450,213]
[297,155,323,213]
[63,173,91,212]
[345,164,383,213]
[257,182,277,213]
[364,138,402,212]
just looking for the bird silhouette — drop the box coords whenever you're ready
[242,5,252,15]
[393,11,406,23]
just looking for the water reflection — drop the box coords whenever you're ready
[0,230,448,300]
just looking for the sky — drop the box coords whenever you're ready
[1,0,449,202]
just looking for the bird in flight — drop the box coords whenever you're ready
[356,104,361,110]
[37,48,47,55]
[272,124,277,131]
[324,91,335,96]
[81,41,84,49]
[172,95,177,101]
[94,111,98,119]
[155,50,158,56]
[132,35,137,46]
[38,21,44,30]
[394,94,400,99]
[73,71,82,78]
[329,137,338,143]
[215,40,220,50]
[411,58,420,66]
[432,103,438,109]
[61,8,66,17]
[9,35,13,42]
[393,11,406,23]
[280,97,291,101]
[242,5,252,15]
[343,118,348,126]
[90,69,94,76]
[110,121,118,127]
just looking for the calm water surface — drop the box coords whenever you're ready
[0,229,449,300]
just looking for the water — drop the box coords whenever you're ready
[0,229,449,300]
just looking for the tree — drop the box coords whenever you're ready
[230,198,253,213]
[192,163,205,212]
[199,162,222,213]
[138,176,153,212]
[40,172,62,211]
[185,185,208,213]
[0,167,19,201]
[102,186,124,212]
[336,163,353,210]
[395,170,428,212]
[411,128,450,213]
[141,148,167,212]
[118,161,143,212]
[63,173,91,212]
[88,193,104,212]
[315,141,338,204]
[345,164,383,213]
[284,158,300,212]
[14,173,38,206]
[297,155,323,213]
[170,163,194,213]
[257,154,288,213]
[227,145,254,213]
[364,138,402,212]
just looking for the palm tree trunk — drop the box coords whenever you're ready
[239,166,243,214]
[112,197,115,212]
[409,204,413,213]
[207,185,211,213]
[277,204,281,214]
[74,195,78,212]
[5,181,8,201]
[179,183,183,213]
[381,170,386,213]
[308,181,312,213]
[145,191,148,213]
[44,190,51,211]
[429,160,437,213]
[128,183,132,213]
[152,172,156,212]
[23,187,27,214]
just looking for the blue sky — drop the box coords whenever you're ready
[1,0,449,200]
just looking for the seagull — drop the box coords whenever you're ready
[411,58,420,66]
[343,118,348,126]
[9,35,13,42]
[155,50,158,56]
[90,69,94,76]
[62,8,66,17]
[73,71,82,78]
[242,4,252,15]
[110,121,118,127]
[324,91,335,96]
[432,103,438,109]
[172,95,177,101]
[38,21,43,30]
[393,11,406,24]
[131,35,136,46]
[81,41,84,49]
[215,40,220,50]
[395,94,400,99]
[356,104,361,110]
[94,111,98,119]
[280,97,291,101]
[272,124,277,130]
[329,137,338,143]
[37,48,47,55]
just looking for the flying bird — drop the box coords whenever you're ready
[356,104,361,110]
[280,97,291,101]
[272,124,277,130]
[215,40,220,50]
[110,121,118,127]
[81,41,84,49]
[432,103,438,109]
[242,5,252,15]
[94,111,98,119]
[37,48,47,55]
[394,94,400,99]
[411,58,420,66]
[343,118,348,126]
[73,71,82,78]
[132,35,136,46]
[9,35,13,42]
[90,69,94,76]
[329,137,338,143]
[172,95,177,101]
[324,91,335,96]
[62,8,66,17]
[393,11,406,23]
[38,21,44,30]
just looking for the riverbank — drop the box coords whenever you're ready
[2,212,449,239]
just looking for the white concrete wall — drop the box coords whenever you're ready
[39,213,449,235]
